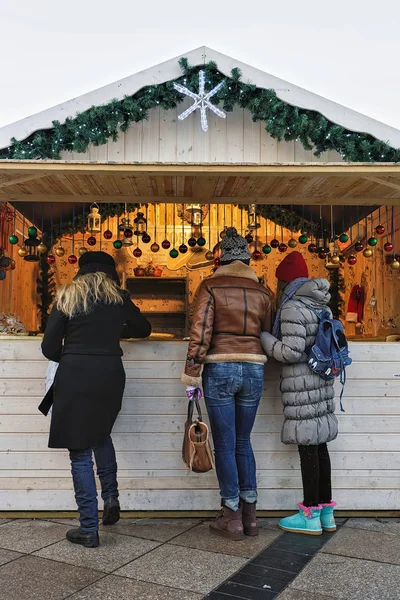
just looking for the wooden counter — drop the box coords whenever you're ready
[0,338,399,512]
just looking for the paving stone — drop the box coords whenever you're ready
[115,543,246,594]
[35,531,159,573]
[216,580,278,598]
[0,555,102,600]
[101,518,201,541]
[321,525,400,565]
[0,519,69,553]
[277,589,338,600]
[0,519,13,526]
[289,553,400,600]
[345,517,400,536]
[170,521,280,558]
[47,517,81,526]
[69,574,203,600]
[0,547,23,566]
[257,518,281,530]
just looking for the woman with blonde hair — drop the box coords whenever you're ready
[41,251,151,547]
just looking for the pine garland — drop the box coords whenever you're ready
[36,250,56,332]
[328,267,346,319]
[1,58,399,162]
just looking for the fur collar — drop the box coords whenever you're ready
[212,261,259,282]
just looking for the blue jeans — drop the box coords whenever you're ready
[69,436,118,532]
[203,362,264,512]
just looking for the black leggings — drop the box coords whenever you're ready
[297,443,332,507]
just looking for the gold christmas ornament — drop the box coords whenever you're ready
[205,250,214,261]
[288,238,298,249]
[55,246,65,257]
[330,253,340,264]
[37,241,48,254]
[363,248,373,258]
[18,246,28,257]
[78,246,88,256]
[390,259,400,270]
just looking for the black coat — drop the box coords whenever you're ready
[41,292,151,450]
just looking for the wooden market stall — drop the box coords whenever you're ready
[0,47,399,513]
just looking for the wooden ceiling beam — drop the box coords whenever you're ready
[363,176,400,193]
[0,173,48,189]
[0,194,396,206]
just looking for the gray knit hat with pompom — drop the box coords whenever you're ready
[220,227,251,263]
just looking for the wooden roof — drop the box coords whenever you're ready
[0,161,399,207]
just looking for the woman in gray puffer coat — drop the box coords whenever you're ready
[261,251,338,536]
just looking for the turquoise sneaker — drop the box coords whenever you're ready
[278,503,322,536]
[321,501,337,532]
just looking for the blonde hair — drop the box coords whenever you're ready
[275,279,289,311]
[56,272,123,318]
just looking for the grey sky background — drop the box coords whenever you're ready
[1,0,399,134]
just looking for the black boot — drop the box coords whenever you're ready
[66,528,99,548]
[102,496,120,526]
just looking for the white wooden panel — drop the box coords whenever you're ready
[177,98,194,162]
[243,112,261,163]
[107,132,125,161]
[209,112,227,162]
[124,121,143,161]
[226,107,244,163]
[88,143,108,161]
[142,107,160,162]
[160,108,177,163]
[260,128,278,162]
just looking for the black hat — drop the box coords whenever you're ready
[76,251,120,285]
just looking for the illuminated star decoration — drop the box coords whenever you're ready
[173,70,226,132]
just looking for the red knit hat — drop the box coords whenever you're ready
[276,251,309,282]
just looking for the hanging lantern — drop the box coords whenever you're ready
[363,248,373,258]
[37,241,48,254]
[133,212,147,236]
[368,236,378,247]
[151,242,160,253]
[169,248,179,259]
[188,237,197,247]
[262,244,272,255]
[270,239,280,249]
[46,254,56,265]
[119,217,131,233]
[186,204,204,226]
[133,247,142,258]
[248,204,261,230]
[179,244,188,254]
[18,246,28,257]
[278,243,288,253]
[354,241,364,252]
[197,237,206,247]
[339,233,349,243]
[124,228,133,239]
[104,229,113,240]
[376,224,385,235]
[205,250,214,261]
[142,233,151,244]
[384,241,393,252]
[113,240,123,249]
[87,236,96,247]
[68,254,78,265]
[55,246,65,257]
[121,237,133,247]
[8,235,18,245]
[23,237,40,262]
[78,246,88,256]
[308,243,317,254]
[298,234,308,244]
[391,258,400,270]
[162,239,171,250]
[252,249,262,260]
[87,204,101,234]
[348,255,357,265]
[288,238,297,249]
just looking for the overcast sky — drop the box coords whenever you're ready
[1,0,399,133]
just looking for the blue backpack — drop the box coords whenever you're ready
[305,306,352,412]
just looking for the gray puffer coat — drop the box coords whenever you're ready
[261,278,338,446]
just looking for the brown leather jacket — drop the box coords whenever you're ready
[182,261,272,386]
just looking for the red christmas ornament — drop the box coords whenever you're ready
[354,241,364,252]
[87,236,96,247]
[252,250,262,260]
[308,243,317,254]
[142,233,151,244]
[270,239,280,249]
[348,255,357,266]
[278,243,288,253]
[124,228,133,238]
[188,237,197,247]
[384,241,393,252]
[161,240,171,250]
[318,251,327,260]
[375,224,385,235]
[133,247,142,258]
[103,230,113,240]
[68,254,78,265]
[46,254,56,265]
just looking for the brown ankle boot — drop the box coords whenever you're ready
[209,505,245,541]
[241,501,259,536]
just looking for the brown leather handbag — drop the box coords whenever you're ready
[182,392,214,473]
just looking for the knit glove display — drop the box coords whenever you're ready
[186,385,202,401]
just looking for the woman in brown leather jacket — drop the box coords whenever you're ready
[182,228,272,540]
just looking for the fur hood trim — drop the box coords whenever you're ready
[212,261,259,282]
